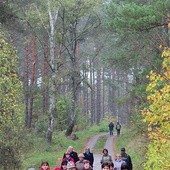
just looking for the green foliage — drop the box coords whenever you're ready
[0,32,24,169]
[106,0,170,33]
[142,48,170,170]
[93,135,107,153]
[115,126,147,170]
[23,123,104,169]
[55,94,72,130]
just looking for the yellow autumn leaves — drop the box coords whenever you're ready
[142,48,170,170]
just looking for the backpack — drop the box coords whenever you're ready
[116,124,121,130]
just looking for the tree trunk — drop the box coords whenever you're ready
[102,67,105,118]
[24,43,29,127]
[90,59,95,125]
[46,1,59,143]
[42,42,49,115]
[96,57,101,124]
[28,35,36,128]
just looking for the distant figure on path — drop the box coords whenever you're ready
[39,161,50,170]
[100,148,113,165]
[120,148,132,170]
[108,122,114,136]
[116,122,121,136]
[83,147,94,168]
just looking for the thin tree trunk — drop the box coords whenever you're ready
[28,35,36,128]
[24,43,29,127]
[42,42,49,115]
[96,57,101,124]
[102,67,105,118]
[90,59,95,125]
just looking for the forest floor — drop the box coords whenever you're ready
[85,133,115,170]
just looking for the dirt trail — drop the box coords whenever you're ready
[85,133,115,170]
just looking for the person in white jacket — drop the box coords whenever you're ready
[113,154,125,170]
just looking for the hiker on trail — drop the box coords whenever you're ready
[39,161,50,170]
[83,147,94,168]
[116,122,121,136]
[101,162,111,170]
[83,160,92,170]
[108,122,114,136]
[100,148,113,165]
[76,153,85,170]
[54,161,67,170]
[62,152,75,164]
[113,153,125,170]
[120,148,132,170]
[66,146,79,163]
[66,161,77,170]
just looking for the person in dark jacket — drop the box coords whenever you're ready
[120,148,132,170]
[63,146,79,163]
[121,162,129,170]
[83,147,94,168]
[108,122,114,136]
[116,122,121,136]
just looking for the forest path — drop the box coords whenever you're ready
[85,133,115,170]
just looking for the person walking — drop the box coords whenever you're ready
[67,146,79,163]
[108,122,114,136]
[101,162,111,170]
[100,149,113,165]
[83,160,92,170]
[116,122,121,136]
[39,161,50,170]
[83,147,94,168]
[76,153,85,170]
[120,148,132,170]
[54,161,67,170]
[62,152,75,164]
[113,153,124,170]
[66,161,77,170]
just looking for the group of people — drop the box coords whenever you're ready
[100,147,132,170]
[39,146,94,170]
[108,122,121,136]
[39,146,132,170]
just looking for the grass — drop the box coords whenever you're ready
[114,126,147,170]
[93,135,108,154]
[22,121,109,169]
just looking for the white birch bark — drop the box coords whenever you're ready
[46,0,59,143]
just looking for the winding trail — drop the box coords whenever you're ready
[85,133,115,170]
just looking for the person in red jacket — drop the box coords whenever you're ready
[39,161,50,170]
[62,152,75,164]
[54,161,67,170]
